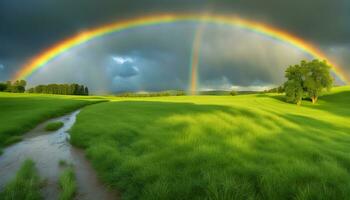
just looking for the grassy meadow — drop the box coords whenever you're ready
[0,92,105,152]
[68,86,350,200]
[1,87,350,199]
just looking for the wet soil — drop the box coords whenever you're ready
[0,110,118,200]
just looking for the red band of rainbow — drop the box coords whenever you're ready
[14,14,349,92]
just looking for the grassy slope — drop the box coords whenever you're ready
[0,92,105,151]
[70,86,350,200]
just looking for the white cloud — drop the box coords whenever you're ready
[112,56,133,64]
[108,56,140,78]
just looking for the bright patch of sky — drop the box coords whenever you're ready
[112,56,134,64]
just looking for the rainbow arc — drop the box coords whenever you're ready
[14,14,349,93]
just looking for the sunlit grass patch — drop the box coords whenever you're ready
[69,86,350,200]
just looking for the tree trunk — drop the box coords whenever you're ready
[311,96,318,104]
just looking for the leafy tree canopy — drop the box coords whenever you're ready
[284,59,333,105]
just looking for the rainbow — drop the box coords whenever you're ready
[14,13,349,91]
[189,23,205,95]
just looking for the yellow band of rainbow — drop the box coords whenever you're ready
[14,14,349,89]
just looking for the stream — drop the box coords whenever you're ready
[0,110,118,200]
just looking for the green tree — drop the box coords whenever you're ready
[78,85,85,95]
[84,86,89,95]
[70,84,79,95]
[303,60,333,103]
[5,81,12,92]
[0,83,7,91]
[277,86,284,93]
[17,80,27,87]
[27,88,35,93]
[284,80,303,105]
[284,63,304,104]
[27,83,88,96]
[14,80,26,93]
[2,80,27,93]
[230,90,238,96]
[284,59,333,105]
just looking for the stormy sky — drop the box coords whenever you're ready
[0,0,349,93]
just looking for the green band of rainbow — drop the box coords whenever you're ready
[14,14,349,91]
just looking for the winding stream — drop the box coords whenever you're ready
[0,110,118,200]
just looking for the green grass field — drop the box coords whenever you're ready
[68,86,350,200]
[0,92,105,152]
[1,87,350,199]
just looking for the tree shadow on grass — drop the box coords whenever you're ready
[74,100,264,145]
[80,100,350,155]
[260,90,350,118]
[303,91,350,117]
[257,113,350,147]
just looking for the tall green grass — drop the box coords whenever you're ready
[70,86,350,200]
[0,92,105,152]
[0,159,42,200]
[58,168,77,200]
[45,121,64,131]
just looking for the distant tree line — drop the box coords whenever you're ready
[116,90,185,97]
[230,90,238,96]
[264,86,284,93]
[0,80,27,93]
[27,84,89,95]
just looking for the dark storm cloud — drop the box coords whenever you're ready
[26,23,315,93]
[0,0,349,89]
[27,23,197,93]
[198,25,312,88]
[212,0,350,45]
[1,0,348,52]
[326,44,350,74]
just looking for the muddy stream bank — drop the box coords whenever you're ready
[0,110,118,200]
